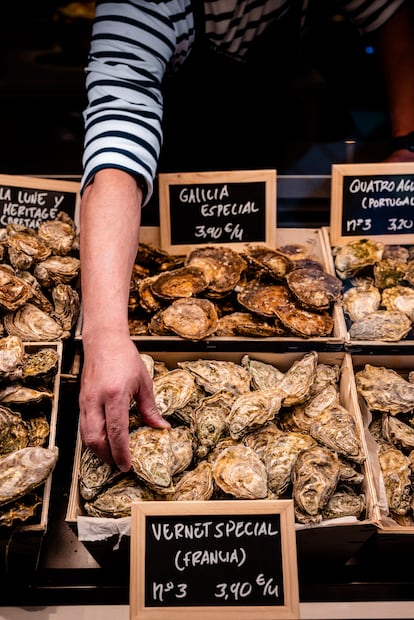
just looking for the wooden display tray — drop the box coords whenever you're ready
[66,350,378,566]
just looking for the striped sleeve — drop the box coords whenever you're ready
[81,0,194,203]
[337,0,407,33]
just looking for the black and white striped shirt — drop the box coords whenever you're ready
[82,0,406,201]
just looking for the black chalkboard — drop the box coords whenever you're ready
[330,163,414,245]
[0,175,80,230]
[130,500,299,620]
[158,170,276,254]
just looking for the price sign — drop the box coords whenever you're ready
[130,499,299,620]
[0,174,80,229]
[158,170,276,254]
[330,162,414,245]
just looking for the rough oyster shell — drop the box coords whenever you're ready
[270,288,334,337]
[52,283,80,331]
[37,211,77,256]
[321,486,365,520]
[288,383,340,432]
[381,285,414,321]
[129,427,175,493]
[5,229,51,270]
[243,244,291,280]
[292,445,340,517]
[0,491,42,527]
[342,282,381,322]
[241,355,284,390]
[21,347,59,383]
[309,403,365,464]
[4,303,70,340]
[378,447,411,515]
[0,265,33,311]
[192,390,234,458]
[0,335,25,382]
[237,281,291,318]
[84,475,154,518]
[215,312,284,337]
[227,388,282,441]
[276,350,318,407]
[243,421,283,461]
[138,275,166,313]
[0,446,58,505]
[373,259,407,289]
[177,358,251,395]
[153,368,197,418]
[349,310,411,342]
[285,267,342,311]
[185,246,247,297]
[169,425,194,475]
[0,383,53,407]
[79,446,123,501]
[160,297,219,340]
[212,444,268,499]
[265,431,316,496]
[170,461,214,501]
[382,415,414,451]
[333,239,384,280]
[150,266,208,300]
[26,414,50,447]
[33,255,80,288]
[355,364,414,415]
[0,406,29,454]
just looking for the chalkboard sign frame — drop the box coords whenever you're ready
[330,162,414,246]
[158,170,277,255]
[0,174,81,230]
[130,499,299,620]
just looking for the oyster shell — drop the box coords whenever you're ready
[378,447,411,515]
[138,275,165,313]
[355,364,414,415]
[321,486,365,520]
[382,415,414,451]
[4,303,70,340]
[185,246,247,297]
[288,383,340,432]
[150,266,208,300]
[37,211,77,256]
[243,245,291,280]
[15,270,54,314]
[84,475,155,517]
[342,282,381,322]
[0,405,29,454]
[5,229,51,271]
[0,383,54,407]
[381,285,414,321]
[276,350,318,407]
[212,444,268,499]
[170,461,214,501]
[160,298,219,340]
[0,491,42,527]
[79,446,122,501]
[0,335,25,382]
[215,312,284,337]
[285,267,342,311]
[265,431,316,496]
[333,238,384,280]
[192,390,234,458]
[129,427,175,493]
[52,283,80,331]
[169,425,194,475]
[237,281,291,318]
[0,446,58,505]
[309,403,365,464]
[33,255,80,288]
[241,355,284,390]
[26,414,50,447]
[243,421,283,461]
[177,359,251,395]
[271,290,335,337]
[21,347,59,383]
[292,445,340,517]
[0,264,33,311]
[373,259,406,289]
[227,388,282,441]
[153,368,197,418]
[349,310,411,342]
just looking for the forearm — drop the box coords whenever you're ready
[375,1,414,138]
[80,169,142,344]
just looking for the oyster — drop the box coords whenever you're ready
[0,335,25,382]
[215,312,284,337]
[237,281,291,318]
[309,403,365,464]
[0,446,58,505]
[0,491,43,527]
[243,421,283,461]
[382,415,414,451]
[138,275,166,313]
[84,475,154,518]
[177,359,251,395]
[153,368,197,417]
[192,390,233,458]
[383,244,409,262]
[185,246,247,297]
[243,245,291,280]
[5,228,51,270]
[52,283,80,331]
[310,362,341,396]
[0,264,33,311]
[333,239,384,280]
[212,444,268,499]
[135,242,182,273]
[33,255,80,288]
[4,303,70,340]
[129,427,175,493]
[292,445,340,518]
[288,383,340,432]
[285,267,342,311]
[241,355,284,390]
[227,388,282,441]
[373,259,406,289]
[342,281,381,322]
[15,270,54,314]
[150,266,208,300]
[378,447,411,515]
[349,310,411,342]
[355,364,414,415]
[338,458,365,486]
[276,350,318,407]
[169,425,194,475]
[21,347,59,383]
[271,290,335,337]
[0,383,54,407]
[0,406,29,454]
[381,285,414,321]
[265,431,316,496]
[26,414,50,447]
[79,446,122,501]
[321,486,365,520]
[170,461,214,501]
[37,211,77,256]
[160,298,219,340]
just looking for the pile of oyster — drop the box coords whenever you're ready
[0,335,59,527]
[333,239,414,342]
[79,351,367,525]
[125,242,343,339]
[355,363,414,526]
[0,212,80,340]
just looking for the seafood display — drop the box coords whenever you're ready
[332,239,414,342]
[0,335,60,527]
[0,213,80,341]
[77,351,369,525]
[120,241,343,340]
[355,362,414,526]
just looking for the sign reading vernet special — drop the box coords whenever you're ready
[330,162,414,245]
[158,170,277,255]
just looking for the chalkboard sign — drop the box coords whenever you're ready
[0,174,80,230]
[158,170,277,255]
[330,162,414,245]
[130,499,299,620]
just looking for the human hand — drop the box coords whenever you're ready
[79,330,170,472]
